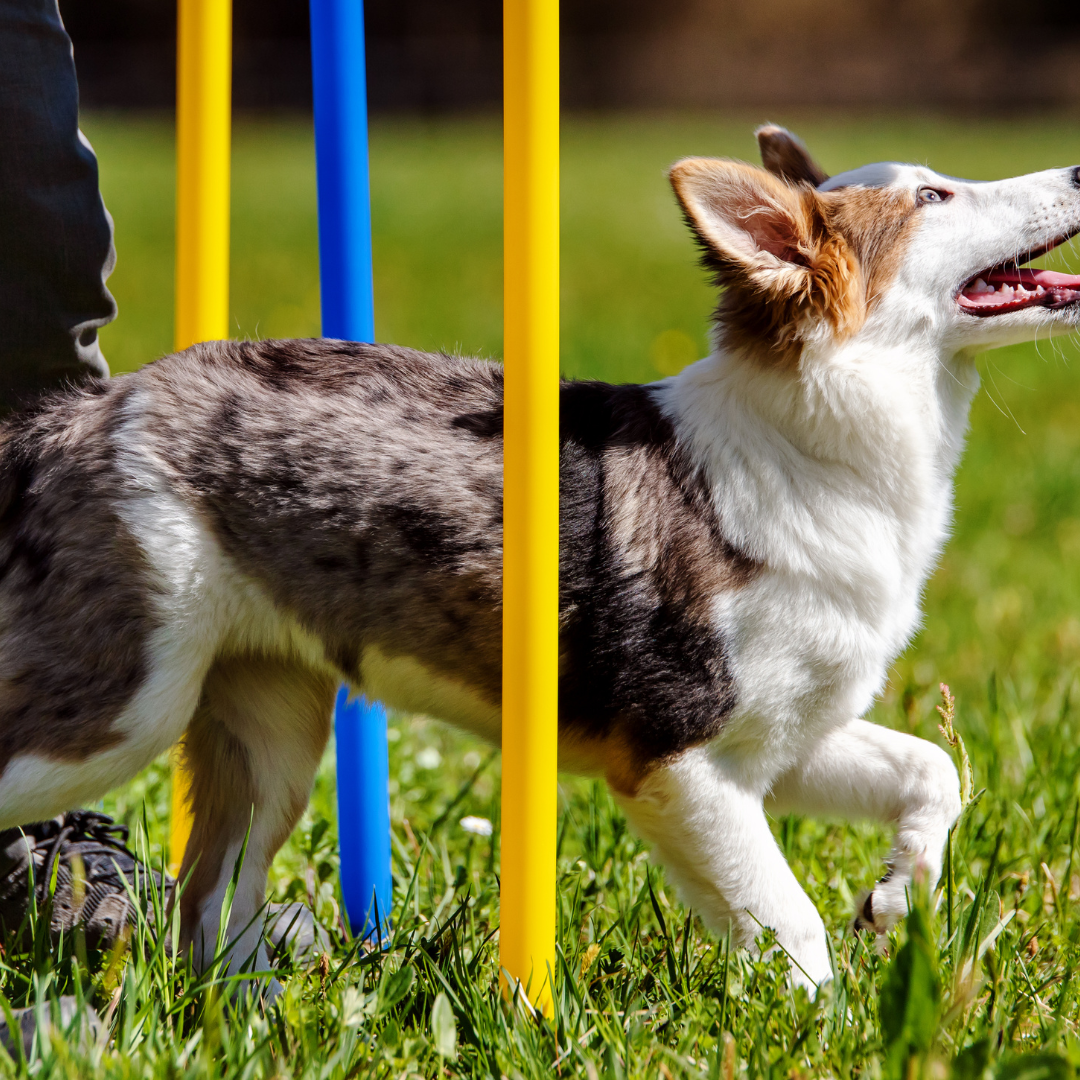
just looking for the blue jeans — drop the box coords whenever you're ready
[0,0,115,413]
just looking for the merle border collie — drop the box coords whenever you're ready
[3,126,1079,988]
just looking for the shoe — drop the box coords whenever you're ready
[0,810,172,951]
[0,810,328,965]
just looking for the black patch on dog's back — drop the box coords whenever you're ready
[451,408,503,440]
[559,381,757,767]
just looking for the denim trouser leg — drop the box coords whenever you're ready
[0,0,116,413]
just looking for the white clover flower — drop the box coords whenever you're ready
[459,816,493,837]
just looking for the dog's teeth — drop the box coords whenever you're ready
[969,277,994,294]
[1036,285,1046,295]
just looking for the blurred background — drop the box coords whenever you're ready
[61,1,1080,897]
[58,0,1080,111]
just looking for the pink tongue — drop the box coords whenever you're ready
[1017,268,1080,288]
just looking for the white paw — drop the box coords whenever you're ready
[781,931,833,991]
[852,872,911,936]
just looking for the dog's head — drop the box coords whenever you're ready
[670,127,1080,363]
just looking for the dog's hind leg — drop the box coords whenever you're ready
[765,718,962,935]
[0,645,209,831]
[616,745,832,989]
[176,657,335,987]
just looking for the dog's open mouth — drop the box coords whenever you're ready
[958,234,1080,316]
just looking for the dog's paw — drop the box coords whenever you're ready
[852,888,879,935]
[852,873,909,938]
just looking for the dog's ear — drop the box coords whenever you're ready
[669,158,817,290]
[755,125,829,187]
[669,157,862,348]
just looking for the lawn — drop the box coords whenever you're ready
[10,110,1080,1077]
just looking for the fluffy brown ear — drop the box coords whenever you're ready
[669,157,860,353]
[669,157,817,293]
[755,125,829,187]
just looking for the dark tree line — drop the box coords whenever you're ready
[58,0,1080,112]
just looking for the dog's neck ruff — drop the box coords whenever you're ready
[661,340,978,602]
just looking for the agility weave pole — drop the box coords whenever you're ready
[166,0,558,996]
[309,0,393,942]
[166,0,394,933]
[500,0,560,1014]
[169,0,232,873]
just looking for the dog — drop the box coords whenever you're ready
[1,125,1078,988]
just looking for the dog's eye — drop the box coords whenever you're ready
[917,186,951,204]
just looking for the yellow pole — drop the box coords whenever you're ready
[175,0,231,352]
[500,0,559,1015]
[170,0,232,872]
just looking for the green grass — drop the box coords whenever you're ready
[9,110,1080,1076]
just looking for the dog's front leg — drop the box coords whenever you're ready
[616,745,831,990]
[176,658,335,996]
[765,718,962,936]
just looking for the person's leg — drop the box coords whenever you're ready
[765,719,962,933]
[0,0,116,414]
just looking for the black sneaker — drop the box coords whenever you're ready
[0,810,173,952]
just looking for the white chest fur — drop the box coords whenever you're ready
[659,344,979,785]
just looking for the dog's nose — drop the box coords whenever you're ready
[1071,166,1080,189]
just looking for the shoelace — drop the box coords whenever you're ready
[35,811,137,906]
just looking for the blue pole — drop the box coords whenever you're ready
[332,687,391,940]
[310,0,391,941]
